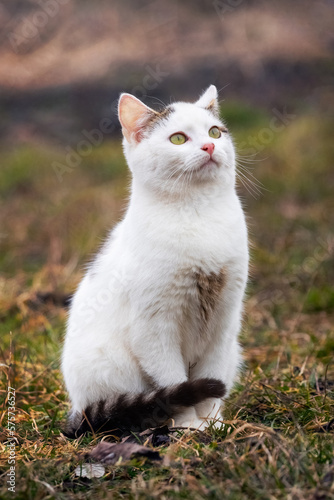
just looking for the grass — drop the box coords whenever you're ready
[0,103,333,499]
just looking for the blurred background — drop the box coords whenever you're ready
[0,0,333,368]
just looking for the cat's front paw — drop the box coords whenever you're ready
[171,416,206,431]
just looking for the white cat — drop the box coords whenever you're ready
[61,85,249,438]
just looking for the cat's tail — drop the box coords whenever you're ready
[63,378,226,438]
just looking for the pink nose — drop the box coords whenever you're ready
[201,143,215,157]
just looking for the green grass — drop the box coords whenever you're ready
[0,105,333,499]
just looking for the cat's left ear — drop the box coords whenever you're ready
[118,93,157,143]
[195,85,219,118]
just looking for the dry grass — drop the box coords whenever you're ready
[0,104,333,499]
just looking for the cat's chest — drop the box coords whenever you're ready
[133,194,247,265]
[123,198,247,303]
[130,254,245,331]
[143,214,246,272]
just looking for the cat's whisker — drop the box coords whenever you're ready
[235,158,264,178]
[219,156,264,199]
[236,163,266,190]
[167,156,204,194]
[236,151,262,159]
[169,168,188,194]
[236,163,261,182]
[236,148,262,157]
[179,172,188,196]
[145,95,168,108]
[236,156,268,165]
[236,170,263,198]
[165,166,182,182]
[184,168,195,193]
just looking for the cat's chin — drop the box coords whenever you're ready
[192,159,219,178]
[199,159,218,170]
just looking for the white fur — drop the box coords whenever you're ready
[61,85,249,429]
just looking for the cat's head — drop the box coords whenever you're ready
[118,85,235,196]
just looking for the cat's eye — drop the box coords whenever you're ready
[170,133,187,145]
[208,126,222,139]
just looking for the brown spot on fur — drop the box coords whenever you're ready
[206,98,216,111]
[133,106,174,142]
[146,106,174,132]
[218,125,228,133]
[206,99,220,118]
[194,268,226,323]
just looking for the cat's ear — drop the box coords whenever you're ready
[195,85,219,118]
[118,94,157,143]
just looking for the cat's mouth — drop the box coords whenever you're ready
[198,158,218,170]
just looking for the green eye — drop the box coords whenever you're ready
[209,126,221,139]
[170,133,187,145]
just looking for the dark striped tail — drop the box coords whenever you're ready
[64,378,226,438]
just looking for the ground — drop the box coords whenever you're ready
[0,101,333,499]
